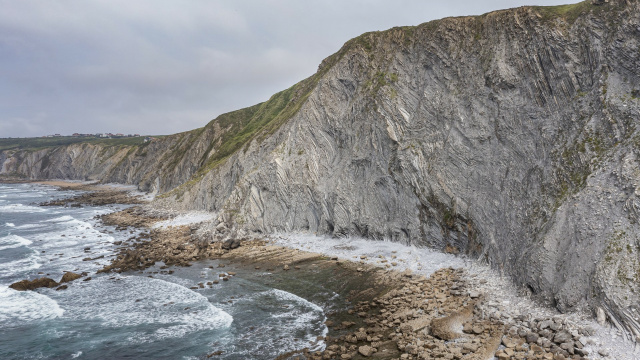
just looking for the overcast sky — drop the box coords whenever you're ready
[1,0,577,138]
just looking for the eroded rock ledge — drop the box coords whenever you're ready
[96,205,610,359]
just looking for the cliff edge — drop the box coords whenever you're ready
[2,0,640,340]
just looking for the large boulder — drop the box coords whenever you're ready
[60,271,82,283]
[9,277,59,291]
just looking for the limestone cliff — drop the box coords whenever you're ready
[2,0,640,339]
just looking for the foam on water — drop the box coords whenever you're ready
[13,223,45,230]
[227,287,328,355]
[0,252,41,277]
[0,234,33,251]
[44,215,75,223]
[4,222,14,227]
[0,204,47,213]
[61,276,232,343]
[268,288,328,350]
[0,286,64,323]
[269,288,325,317]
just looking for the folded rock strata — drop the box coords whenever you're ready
[2,0,640,338]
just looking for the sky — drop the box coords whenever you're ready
[0,0,577,138]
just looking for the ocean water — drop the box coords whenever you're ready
[0,184,327,360]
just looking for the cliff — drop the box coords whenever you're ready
[2,0,640,339]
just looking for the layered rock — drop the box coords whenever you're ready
[171,0,640,338]
[2,0,639,338]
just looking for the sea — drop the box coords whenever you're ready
[0,183,329,360]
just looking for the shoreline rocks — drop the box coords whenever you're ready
[90,204,618,359]
[9,277,59,291]
[60,271,83,283]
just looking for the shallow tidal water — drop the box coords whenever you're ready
[0,183,330,360]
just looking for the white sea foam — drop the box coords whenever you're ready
[71,351,82,358]
[4,222,14,227]
[268,288,328,350]
[269,288,325,315]
[226,287,328,355]
[0,252,41,277]
[44,215,75,223]
[152,212,214,229]
[62,276,232,343]
[0,286,65,323]
[0,234,32,251]
[0,204,46,213]
[14,223,45,230]
[272,233,467,276]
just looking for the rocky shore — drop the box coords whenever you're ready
[95,204,612,360]
[37,181,145,207]
[8,182,633,359]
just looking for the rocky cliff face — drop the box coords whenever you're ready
[2,0,640,339]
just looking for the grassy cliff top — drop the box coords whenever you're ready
[0,136,162,151]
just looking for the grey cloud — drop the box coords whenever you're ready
[0,0,576,137]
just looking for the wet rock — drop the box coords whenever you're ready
[9,277,59,291]
[206,350,223,357]
[55,285,68,291]
[60,271,82,283]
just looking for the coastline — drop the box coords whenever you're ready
[5,179,636,359]
[95,204,627,360]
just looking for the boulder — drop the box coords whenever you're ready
[60,271,82,283]
[554,331,572,344]
[358,345,373,357]
[221,239,241,250]
[9,277,59,291]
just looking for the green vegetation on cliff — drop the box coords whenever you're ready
[0,136,155,152]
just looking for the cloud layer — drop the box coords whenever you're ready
[0,0,574,137]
